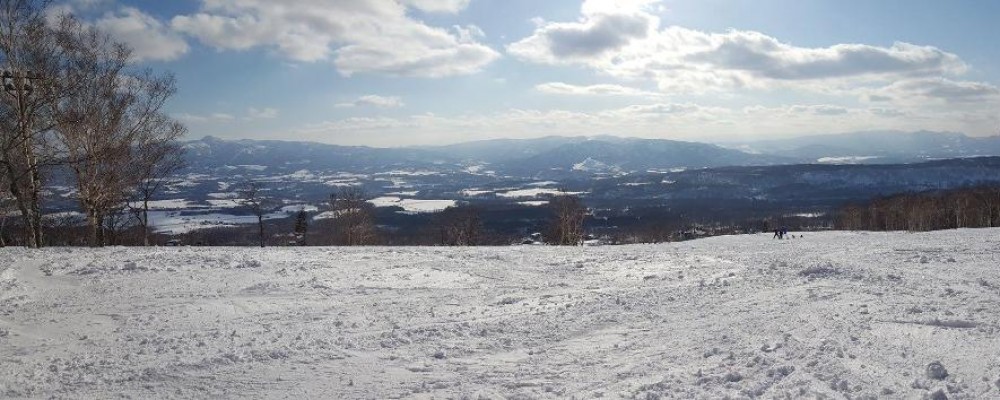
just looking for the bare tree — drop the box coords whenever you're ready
[547,194,586,245]
[53,16,185,247]
[979,186,1000,227]
[292,208,308,246]
[0,0,67,248]
[836,186,1000,232]
[54,22,130,246]
[131,137,185,246]
[329,187,376,246]
[436,205,482,246]
[239,180,274,247]
[0,171,12,246]
[101,203,131,245]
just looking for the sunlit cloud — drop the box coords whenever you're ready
[171,0,500,78]
[335,95,406,109]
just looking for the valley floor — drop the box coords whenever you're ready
[2,230,1000,399]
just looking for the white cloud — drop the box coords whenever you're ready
[177,108,281,124]
[171,0,500,77]
[536,82,662,97]
[787,105,850,116]
[175,112,236,123]
[508,0,657,62]
[247,107,279,119]
[336,95,406,109]
[453,25,486,44]
[69,0,112,8]
[94,7,189,62]
[867,107,908,118]
[580,0,665,15]
[607,103,724,119]
[47,3,189,62]
[508,1,971,95]
[867,78,1000,105]
[401,0,471,13]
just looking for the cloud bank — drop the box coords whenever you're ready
[171,0,500,78]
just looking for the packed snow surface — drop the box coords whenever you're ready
[2,230,1000,398]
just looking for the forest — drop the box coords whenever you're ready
[836,186,1000,232]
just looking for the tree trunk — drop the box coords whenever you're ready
[88,208,101,247]
[258,215,264,248]
[142,199,150,246]
[27,166,42,248]
[954,205,961,229]
[18,95,43,249]
[0,214,6,247]
[7,178,37,248]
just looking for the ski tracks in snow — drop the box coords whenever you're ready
[1,230,1000,398]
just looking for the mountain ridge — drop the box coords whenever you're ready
[181,131,1000,177]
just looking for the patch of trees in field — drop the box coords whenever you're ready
[232,185,593,247]
[0,0,184,247]
[222,186,795,247]
[836,186,1000,231]
[14,180,839,247]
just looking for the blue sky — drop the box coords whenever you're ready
[61,0,1000,146]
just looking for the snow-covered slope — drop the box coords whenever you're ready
[2,230,1000,398]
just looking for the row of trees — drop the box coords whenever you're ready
[836,186,1000,232]
[239,184,591,247]
[0,0,184,247]
[239,185,381,247]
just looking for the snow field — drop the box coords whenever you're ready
[1,230,999,398]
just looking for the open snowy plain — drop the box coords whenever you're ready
[2,230,1000,399]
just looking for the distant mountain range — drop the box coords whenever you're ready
[181,131,1000,177]
[432,136,788,175]
[182,135,788,178]
[728,130,1000,163]
[78,132,1000,237]
[181,135,447,172]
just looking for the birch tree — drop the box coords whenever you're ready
[0,0,64,247]
[436,205,482,246]
[55,16,185,246]
[329,187,376,246]
[547,194,586,245]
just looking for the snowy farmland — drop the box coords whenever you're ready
[2,230,1000,398]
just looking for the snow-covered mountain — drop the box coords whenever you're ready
[182,135,790,177]
[182,135,452,172]
[183,131,1000,178]
[572,157,620,173]
[730,130,1000,163]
